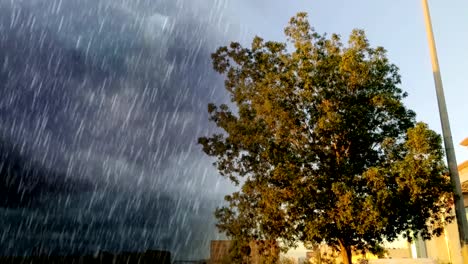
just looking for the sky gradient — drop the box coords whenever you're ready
[233,0,468,163]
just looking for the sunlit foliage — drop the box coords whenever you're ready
[199,13,453,264]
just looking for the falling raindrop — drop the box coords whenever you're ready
[0,0,266,261]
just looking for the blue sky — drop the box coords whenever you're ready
[229,0,468,166]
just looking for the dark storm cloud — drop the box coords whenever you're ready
[0,190,219,256]
[0,0,235,259]
[0,138,93,208]
[0,0,228,188]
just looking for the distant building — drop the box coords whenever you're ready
[173,261,208,264]
[460,137,468,219]
[209,240,279,264]
[414,137,468,263]
[303,244,387,264]
[386,247,412,259]
[210,240,232,264]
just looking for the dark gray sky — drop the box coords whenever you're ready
[0,0,244,259]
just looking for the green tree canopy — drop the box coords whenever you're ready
[198,13,454,264]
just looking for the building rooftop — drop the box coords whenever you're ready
[462,181,468,194]
[461,137,468,147]
[459,160,468,172]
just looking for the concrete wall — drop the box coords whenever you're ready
[421,158,468,263]
[386,248,412,259]
[459,161,468,183]
[424,222,462,264]
[369,259,435,264]
[209,240,279,264]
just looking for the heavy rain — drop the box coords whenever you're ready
[0,0,255,260]
[2,0,468,263]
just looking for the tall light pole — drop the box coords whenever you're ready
[421,0,468,259]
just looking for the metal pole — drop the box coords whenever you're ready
[421,0,468,258]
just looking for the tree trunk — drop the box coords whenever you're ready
[339,239,352,264]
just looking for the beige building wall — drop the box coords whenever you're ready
[386,248,411,259]
[459,161,468,184]
[424,221,462,264]
[209,240,279,264]
[422,138,468,263]
[462,162,468,218]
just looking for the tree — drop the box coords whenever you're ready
[198,13,454,264]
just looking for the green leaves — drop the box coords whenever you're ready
[199,12,453,264]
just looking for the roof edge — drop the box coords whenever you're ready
[461,137,468,147]
[459,160,468,171]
